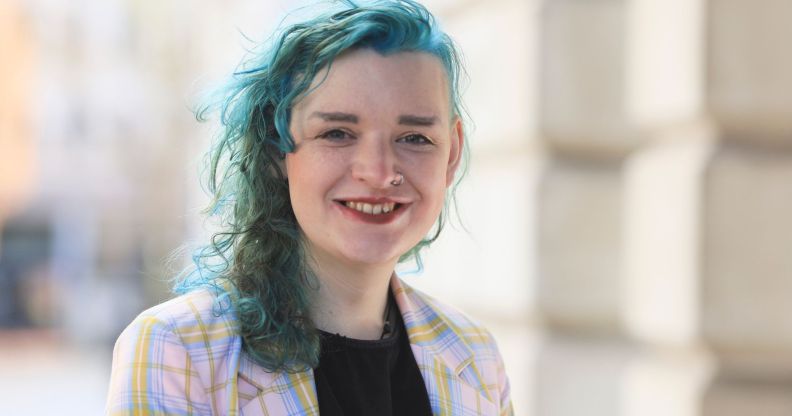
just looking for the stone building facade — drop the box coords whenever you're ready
[536,0,790,414]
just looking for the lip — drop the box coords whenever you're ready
[333,196,409,204]
[333,199,409,224]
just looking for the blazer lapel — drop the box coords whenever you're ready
[392,277,497,415]
[237,351,319,416]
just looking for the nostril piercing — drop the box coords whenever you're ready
[390,172,404,187]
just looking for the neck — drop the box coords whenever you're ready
[307,249,397,340]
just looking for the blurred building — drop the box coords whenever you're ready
[1,0,791,415]
[1,0,37,327]
[2,0,192,342]
[531,1,792,415]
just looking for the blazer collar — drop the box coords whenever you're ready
[391,276,494,404]
[390,276,475,376]
[238,354,319,415]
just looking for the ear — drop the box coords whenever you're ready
[445,117,464,187]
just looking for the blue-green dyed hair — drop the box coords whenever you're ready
[176,0,469,372]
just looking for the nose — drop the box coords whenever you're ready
[350,135,398,189]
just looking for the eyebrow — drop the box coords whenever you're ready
[398,115,438,127]
[309,111,438,127]
[310,112,358,123]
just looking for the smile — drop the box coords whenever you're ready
[333,199,407,224]
[343,201,399,215]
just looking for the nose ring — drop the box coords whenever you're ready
[390,172,404,187]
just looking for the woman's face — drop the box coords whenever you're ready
[286,48,463,270]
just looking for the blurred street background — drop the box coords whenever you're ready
[2,0,792,415]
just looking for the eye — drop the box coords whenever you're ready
[317,128,354,142]
[398,133,433,146]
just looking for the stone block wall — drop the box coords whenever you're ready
[533,0,792,414]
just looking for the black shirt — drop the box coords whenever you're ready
[313,297,433,416]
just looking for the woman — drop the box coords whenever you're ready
[106,1,513,415]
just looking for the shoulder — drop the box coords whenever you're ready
[117,288,241,363]
[129,288,238,335]
[107,289,242,414]
[116,289,238,351]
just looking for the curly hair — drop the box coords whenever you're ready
[174,0,469,372]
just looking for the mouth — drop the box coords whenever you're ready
[335,200,404,215]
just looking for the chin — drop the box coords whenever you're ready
[339,249,402,268]
[335,239,414,267]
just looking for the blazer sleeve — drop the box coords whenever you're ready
[495,342,514,416]
[106,315,211,415]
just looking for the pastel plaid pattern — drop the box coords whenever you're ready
[106,277,514,415]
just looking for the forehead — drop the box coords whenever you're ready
[292,49,451,118]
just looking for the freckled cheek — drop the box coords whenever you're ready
[406,156,449,189]
[413,177,450,220]
[286,152,347,205]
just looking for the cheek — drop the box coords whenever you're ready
[413,168,450,219]
[409,155,450,192]
[285,151,342,205]
[285,155,317,207]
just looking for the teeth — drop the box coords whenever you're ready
[343,201,397,215]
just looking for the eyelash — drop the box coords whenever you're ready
[317,129,434,146]
[318,129,353,141]
[397,133,433,146]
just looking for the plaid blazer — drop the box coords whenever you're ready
[106,277,513,415]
